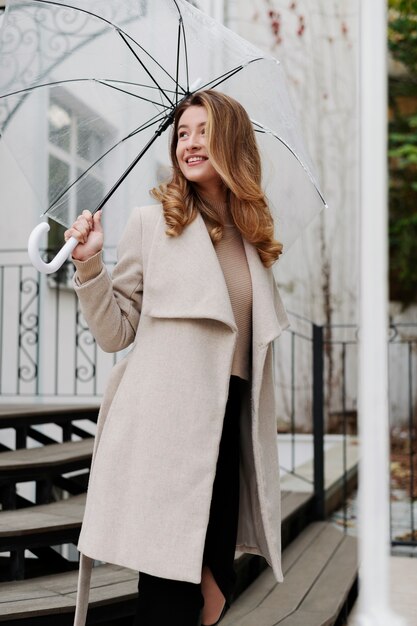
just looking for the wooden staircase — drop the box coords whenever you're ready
[0,405,97,584]
[0,405,358,625]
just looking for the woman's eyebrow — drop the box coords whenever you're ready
[177,122,206,131]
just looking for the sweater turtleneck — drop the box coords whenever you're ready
[198,194,253,382]
[197,195,233,226]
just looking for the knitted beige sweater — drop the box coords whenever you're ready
[200,197,252,381]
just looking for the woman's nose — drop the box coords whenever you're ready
[185,132,200,149]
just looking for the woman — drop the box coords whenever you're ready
[67,90,290,626]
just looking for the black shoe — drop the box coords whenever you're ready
[201,600,229,626]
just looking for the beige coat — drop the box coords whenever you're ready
[72,204,290,626]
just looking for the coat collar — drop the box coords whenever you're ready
[142,209,283,347]
[242,236,284,348]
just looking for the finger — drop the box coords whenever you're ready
[82,210,93,225]
[92,210,103,232]
[75,214,90,230]
[74,215,93,242]
[70,216,91,243]
[64,227,84,243]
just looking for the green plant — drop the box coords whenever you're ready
[388,0,417,307]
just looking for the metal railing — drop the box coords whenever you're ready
[0,252,118,398]
[277,313,416,550]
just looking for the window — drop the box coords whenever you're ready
[47,91,109,285]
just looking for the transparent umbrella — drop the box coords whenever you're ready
[0,0,328,274]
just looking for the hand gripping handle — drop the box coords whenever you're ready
[28,222,79,274]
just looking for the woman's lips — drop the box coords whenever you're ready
[186,156,208,166]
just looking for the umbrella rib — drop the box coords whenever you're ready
[32,0,186,95]
[180,17,190,93]
[252,123,328,208]
[46,112,168,214]
[0,78,91,100]
[172,0,189,93]
[175,19,182,105]
[197,57,265,92]
[0,77,165,107]
[104,81,180,95]
[115,31,187,98]
[116,30,175,108]
[95,80,171,110]
[125,111,173,140]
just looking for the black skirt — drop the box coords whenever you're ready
[133,374,247,626]
[201,374,246,605]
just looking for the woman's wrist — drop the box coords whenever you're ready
[71,248,102,263]
[72,250,104,284]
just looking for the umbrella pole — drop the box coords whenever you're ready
[93,113,175,214]
[355,1,406,625]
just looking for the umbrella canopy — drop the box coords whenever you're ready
[0,0,327,273]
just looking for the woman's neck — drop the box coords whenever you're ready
[194,182,227,205]
[196,191,232,224]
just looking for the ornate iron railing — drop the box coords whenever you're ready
[0,251,118,398]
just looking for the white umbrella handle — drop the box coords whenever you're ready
[28,222,79,274]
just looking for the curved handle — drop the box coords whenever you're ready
[28,222,79,274]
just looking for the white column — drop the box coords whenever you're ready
[356,1,406,625]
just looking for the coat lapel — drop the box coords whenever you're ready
[242,238,284,348]
[142,209,286,346]
[142,210,237,331]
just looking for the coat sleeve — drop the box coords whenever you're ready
[72,207,143,352]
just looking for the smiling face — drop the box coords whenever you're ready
[175,105,225,200]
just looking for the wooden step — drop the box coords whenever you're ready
[281,490,312,520]
[280,490,313,549]
[0,404,99,429]
[0,405,98,450]
[222,522,358,626]
[0,494,86,551]
[0,439,93,482]
[0,563,138,624]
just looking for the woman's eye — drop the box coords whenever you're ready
[179,131,187,138]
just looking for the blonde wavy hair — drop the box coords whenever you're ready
[151,89,283,267]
